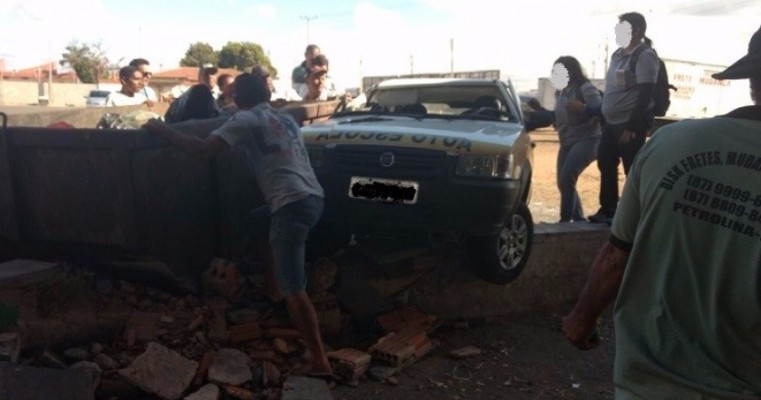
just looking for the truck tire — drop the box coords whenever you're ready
[467,203,533,284]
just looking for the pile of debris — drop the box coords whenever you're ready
[0,257,442,400]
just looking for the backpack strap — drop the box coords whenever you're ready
[628,43,655,75]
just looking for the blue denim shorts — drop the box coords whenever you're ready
[248,195,324,296]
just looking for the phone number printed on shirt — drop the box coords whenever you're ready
[686,175,761,207]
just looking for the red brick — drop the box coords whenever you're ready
[248,349,277,363]
[192,351,216,387]
[369,326,434,368]
[265,327,301,340]
[229,322,262,344]
[262,361,281,387]
[328,348,371,382]
[376,306,436,334]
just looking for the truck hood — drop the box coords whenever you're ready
[302,115,526,155]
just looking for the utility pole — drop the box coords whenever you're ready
[409,54,414,74]
[449,38,454,77]
[359,56,364,92]
[48,41,52,106]
[0,57,4,105]
[300,15,318,43]
[603,38,610,76]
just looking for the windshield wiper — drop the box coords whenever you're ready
[336,115,394,124]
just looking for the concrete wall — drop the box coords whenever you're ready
[356,223,610,320]
[0,80,97,107]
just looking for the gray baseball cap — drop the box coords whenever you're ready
[200,63,219,75]
[713,26,761,80]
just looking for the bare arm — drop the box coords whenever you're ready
[143,119,229,157]
[562,241,630,350]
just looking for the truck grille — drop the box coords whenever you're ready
[332,145,447,178]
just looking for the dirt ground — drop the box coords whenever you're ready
[333,312,616,400]
[332,128,618,400]
[527,128,625,224]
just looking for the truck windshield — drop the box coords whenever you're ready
[342,85,515,121]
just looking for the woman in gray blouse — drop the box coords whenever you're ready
[551,56,602,223]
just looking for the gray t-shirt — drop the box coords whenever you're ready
[610,116,761,399]
[554,81,602,146]
[211,103,324,212]
[601,43,659,125]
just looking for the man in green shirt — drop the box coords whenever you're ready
[563,26,761,399]
[291,44,320,91]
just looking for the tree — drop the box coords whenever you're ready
[60,41,109,84]
[180,43,218,67]
[218,41,278,78]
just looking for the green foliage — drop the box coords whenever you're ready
[180,42,219,67]
[216,41,279,78]
[59,41,109,84]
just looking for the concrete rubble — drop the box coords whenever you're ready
[118,342,199,400]
[0,254,450,399]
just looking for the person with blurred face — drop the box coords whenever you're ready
[106,65,148,106]
[550,56,601,223]
[588,11,659,224]
[129,58,158,104]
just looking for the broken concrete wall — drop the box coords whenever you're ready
[407,224,609,319]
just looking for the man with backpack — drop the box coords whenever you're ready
[588,12,663,224]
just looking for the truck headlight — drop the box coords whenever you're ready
[455,153,514,179]
[306,144,325,168]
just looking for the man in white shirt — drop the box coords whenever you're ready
[129,58,158,104]
[106,65,149,107]
[296,55,344,101]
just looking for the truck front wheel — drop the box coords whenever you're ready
[467,203,533,284]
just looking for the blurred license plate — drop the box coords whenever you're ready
[348,177,419,204]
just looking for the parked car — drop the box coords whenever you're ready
[301,78,534,284]
[85,90,112,107]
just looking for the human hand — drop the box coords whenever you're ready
[527,98,542,111]
[619,130,636,144]
[142,118,167,136]
[562,312,602,350]
[566,100,586,114]
[271,98,288,109]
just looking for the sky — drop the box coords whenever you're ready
[0,0,759,93]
